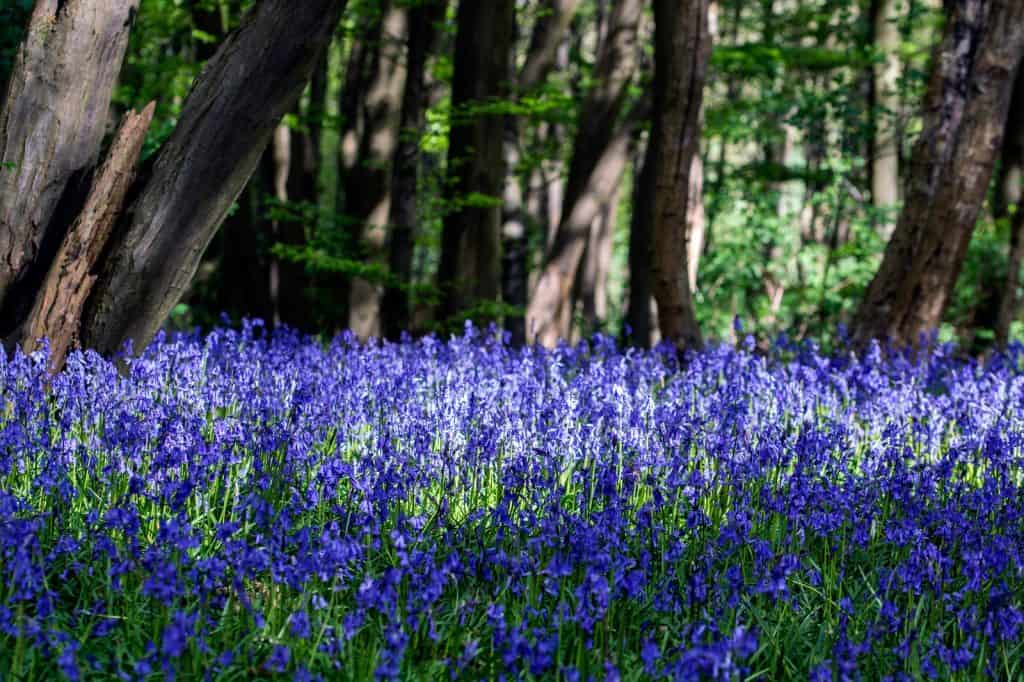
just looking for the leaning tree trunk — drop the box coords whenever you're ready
[0,0,139,339]
[20,105,154,371]
[436,0,515,327]
[383,0,447,341]
[80,0,348,355]
[852,0,1024,348]
[526,0,644,346]
[649,0,711,354]
[501,0,581,345]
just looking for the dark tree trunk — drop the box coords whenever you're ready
[0,0,139,337]
[81,0,348,355]
[852,0,1024,348]
[526,0,644,346]
[995,69,1024,347]
[625,132,655,348]
[649,0,710,354]
[436,0,515,327]
[383,0,447,340]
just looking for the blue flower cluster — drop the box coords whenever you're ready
[1,323,1022,680]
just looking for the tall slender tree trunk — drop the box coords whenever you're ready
[526,0,643,346]
[625,131,655,347]
[0,0,139,338]
[436,0,515,327]
[995,69,1024,347]
[344,4,408,340]
[501,0,582,346]
[871,0,903,238]
[81,0,348,354]
[383,0,446,341]
[649,0,711,354]
[581,179,621,331]
[853,0,1024,348]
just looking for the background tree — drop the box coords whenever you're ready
[852,0,1024,347]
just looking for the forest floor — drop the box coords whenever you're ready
[1,325,1022,680]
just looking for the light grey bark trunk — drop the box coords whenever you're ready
[0,0,139,334]
[526,0,644,346]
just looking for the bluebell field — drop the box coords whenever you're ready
[1,321,1023,680]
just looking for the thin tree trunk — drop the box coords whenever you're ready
[625,131,655,347]
[520,0,581,92]
[436,0,515,327]
[0,0,139,336]
[383,0,446,341]
[871,0,903,238]
[995,69,1024,347]
[853,0,1024,348]
[526,0,643,346]
[20,104,154,371]
[81,0,348,355]
[649,0,711,354]
[345,4,408,340]
[687,151,705,294]
[581,179,621,331]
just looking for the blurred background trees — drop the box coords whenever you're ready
[1,0,1023,357]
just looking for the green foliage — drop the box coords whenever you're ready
[0,0,31,92]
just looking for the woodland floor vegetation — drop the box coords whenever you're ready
[1,324,1022,680]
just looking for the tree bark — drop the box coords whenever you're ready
[625,131,655,347]
[520,0,581,92]
[995,69,1024,347]
[344,3,408,341]
[526,0,643,346]
[581,177,621,331]
[20,104,154,371]
[871,0,903,238]
[383,0,446,341]
[436,0,515,327]
[852,0,1024,348]
[81,0,347,355]
[649,0,711,354]
[0,0,139,335]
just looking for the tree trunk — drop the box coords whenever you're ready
[995,69,1024,347]
[0,0,139,336]
[436,0,515,327]
[20,104,154,371]
[625,131,655,347]
[649,0,711,354]
[344,3,408,341]
[871,0,903,238]
[581,179,621,331]
[383,0,447,341]
[520,0,581,92]
[526,0,644,346]
[81,0,348,355]
[852,0,1024,348]
[687,151,705,294]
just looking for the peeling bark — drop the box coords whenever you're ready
[0,0,139,331]
[21,104,153,371]
[81,0,347,355]
[853,0,1024,347]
